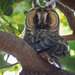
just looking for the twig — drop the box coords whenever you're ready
[5,54,10,65]
[1,16,15,34]
[0,62,19,69]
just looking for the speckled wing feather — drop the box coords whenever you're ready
[24,29,69,61]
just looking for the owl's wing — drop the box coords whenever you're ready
[32,37,69,58]
[24,30,69,59]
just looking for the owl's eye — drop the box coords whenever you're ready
[46,15,52,24]
[33,14,39,24]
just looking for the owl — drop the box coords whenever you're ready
[23,0,69,67]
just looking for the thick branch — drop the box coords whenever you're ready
[0,31,73,75]
[63,34,75,41]
[56,2,75,32]
[57,0,75,10]
[56,2,75,41]
[0,31,50,72]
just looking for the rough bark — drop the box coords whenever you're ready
[0,31,73,75]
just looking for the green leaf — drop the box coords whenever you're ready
[18,24,24,33]
[14,0,19,2]
[59,56,75,74]
[4,25,21,36]
[24,10,28,15]
[14,0,23,3]
[13,27,21,36]
[68,41,75,50]
[4,25,13,33]
[0,0,14,16]
[0,54,6,68]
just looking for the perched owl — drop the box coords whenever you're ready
[23,0,69,67]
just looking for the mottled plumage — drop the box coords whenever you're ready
[23,0,69,67]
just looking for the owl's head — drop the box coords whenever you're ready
[25,0,59,32]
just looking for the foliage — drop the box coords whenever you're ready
[0,0,14,16]
[0,0,75,75]
[59,41,75,74]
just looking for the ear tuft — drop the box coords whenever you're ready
[32,0,40,8]
[44,0,56,9]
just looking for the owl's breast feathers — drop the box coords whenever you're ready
[24,29,69,62]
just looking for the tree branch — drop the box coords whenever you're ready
[63,34,75,41]
[56,1,75,32]
[57,0,75,10]
[56,1,75,41]
[0,31,50,72]
[0,31,73,75]
[0,62,19,69]
[1,16,15,34]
